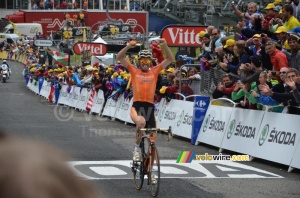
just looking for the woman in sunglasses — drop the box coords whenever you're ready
[116,39,174,162]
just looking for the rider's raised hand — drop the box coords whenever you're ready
[127,40,136,48]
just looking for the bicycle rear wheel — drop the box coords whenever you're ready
[133,149,144,190]
[149,146,160,197]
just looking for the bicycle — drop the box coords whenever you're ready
[131,126,172,197]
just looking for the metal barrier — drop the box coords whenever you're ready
[178,64,240,98]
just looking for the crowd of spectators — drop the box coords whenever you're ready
[196,1,300,115]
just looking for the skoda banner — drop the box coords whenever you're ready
[191,96,210,145]
[253,112,300,166]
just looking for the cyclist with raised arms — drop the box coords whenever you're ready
[116,39,174,162]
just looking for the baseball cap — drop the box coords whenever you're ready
[166,68,174,73]
[265,3,275,10]
[275,26,287,33]
[198,31,206,38]
[288,34,300,42]
[224,39,235,48]
[273,0,282,6]
[252,34,261,38]
[273,5,281,12]
[250,55,262,67]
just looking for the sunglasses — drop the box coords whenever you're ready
[140,59,151,64]
[212,33,218,35]
[280,71,287,74]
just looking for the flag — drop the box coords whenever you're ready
[48,85,55,103]
[86,89,96,113]
[47,49,69,66]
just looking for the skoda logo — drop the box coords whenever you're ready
[259,124,269,146]
[177,110,184,126]
[159,106,166,121]
[227,119,236,139]
[202,114,210,132]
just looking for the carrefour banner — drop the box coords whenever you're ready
[196,105,233,148]
[220,108,265,156]
[253,112,300,166]
[191,96,210,145]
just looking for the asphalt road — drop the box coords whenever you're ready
[0,61,299,198]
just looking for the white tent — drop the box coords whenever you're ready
[93,37,107,44]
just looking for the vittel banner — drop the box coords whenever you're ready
[253,112,300,166]
[221,108,265,156]
[160,25,207,47]
[197,105,233,148]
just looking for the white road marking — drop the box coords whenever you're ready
[68,160,283,179]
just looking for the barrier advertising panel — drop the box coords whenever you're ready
[290,139,300,170]
[220,108,265,156]
[91,90,105,115]
[253,112,300,166]
[156,99,182,130]
[115,97,134,124]
[102,91,118,117]
[197,105,233,148]
[191,96,210,145]
[172,100,194,139]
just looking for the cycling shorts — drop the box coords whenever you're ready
[130,101,156,128]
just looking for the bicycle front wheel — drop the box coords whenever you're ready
[149,146,160,197]
[133,158,144,190]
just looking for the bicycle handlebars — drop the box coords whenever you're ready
[138,126,172,141]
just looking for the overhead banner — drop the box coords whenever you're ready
[160,25,208,47]
[253,112,300,166]
[221,109,265,155]
[197,105,233,148]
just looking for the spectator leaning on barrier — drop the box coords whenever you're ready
[251,71,281,110]
[288,34,300,72]
[212,74,236,99]
[285,74,300,103]
[260,68,300,114]
[187,67,201,95]
[265,41,289,73]
[232,81,258,109]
